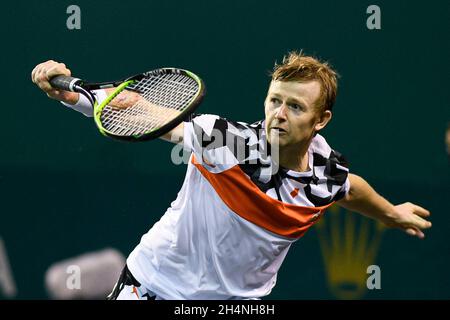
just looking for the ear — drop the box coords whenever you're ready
[314,110,332,132]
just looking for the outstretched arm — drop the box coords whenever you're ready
[337,173,432,239]
[31,60,185,143]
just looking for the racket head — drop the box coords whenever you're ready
[93,68,205,142]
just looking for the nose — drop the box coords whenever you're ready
[274,103,288,120]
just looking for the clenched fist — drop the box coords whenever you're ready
[31,60,79,105]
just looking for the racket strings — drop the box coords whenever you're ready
[102,74,197,134]
[100,72,199,136]
[137,74,197,109]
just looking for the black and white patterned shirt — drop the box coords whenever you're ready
[184,114,350,208]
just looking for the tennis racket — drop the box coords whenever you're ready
[49,68,205,142]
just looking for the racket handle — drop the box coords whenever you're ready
[49,75,82,92]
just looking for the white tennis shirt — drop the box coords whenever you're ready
[62,98,350,300]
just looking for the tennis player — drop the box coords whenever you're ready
[31,52,432,300]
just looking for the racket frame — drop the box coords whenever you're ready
[80,68,204,142]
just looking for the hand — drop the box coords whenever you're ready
[384,202,432,239]
[31,60,79,104]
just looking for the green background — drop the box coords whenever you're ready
[0,0,448,299]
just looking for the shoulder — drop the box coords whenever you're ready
[187,114,264,136]
[310,133,349,169]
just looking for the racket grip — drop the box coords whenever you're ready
[49,76,82,92]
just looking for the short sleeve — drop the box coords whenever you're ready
[183,114,263,169]
[333,176,350,202]
[329,150,351,202]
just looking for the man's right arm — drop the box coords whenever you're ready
[31,60,184,143]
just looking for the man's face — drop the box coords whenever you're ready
[264,80,324,149]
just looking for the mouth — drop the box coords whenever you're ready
[270,127,288,134]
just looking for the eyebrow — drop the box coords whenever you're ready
[270,92,309,108]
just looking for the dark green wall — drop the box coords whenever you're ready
[1,0,448,299]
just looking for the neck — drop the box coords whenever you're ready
[278,142,310,172]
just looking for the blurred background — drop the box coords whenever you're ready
[0,0,448,299]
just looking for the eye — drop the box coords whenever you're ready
[289,103,303,112]
[270,97,281,104]
[268,97,281,109]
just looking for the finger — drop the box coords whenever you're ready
[405,228,416,236]
[412,215,432,229]
[31,62,47,83]
[33,60,59,85]
[36,74,53,92]
[47,89,61,96]
[38,82,53,92]
[410,227,425,239]
[412,204,431,217]
[31,65,39,83]
[415,229,425,239]
[37,64,63,91]
[46,63,71,80]
[46,90,62,100]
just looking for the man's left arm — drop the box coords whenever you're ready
[336,173,432,239]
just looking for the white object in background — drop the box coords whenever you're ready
[45,248,125,300]
[0,237,17,298]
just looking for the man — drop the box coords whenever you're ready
[31,52,432,300]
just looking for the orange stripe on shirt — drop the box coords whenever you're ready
[192,156,333,239]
